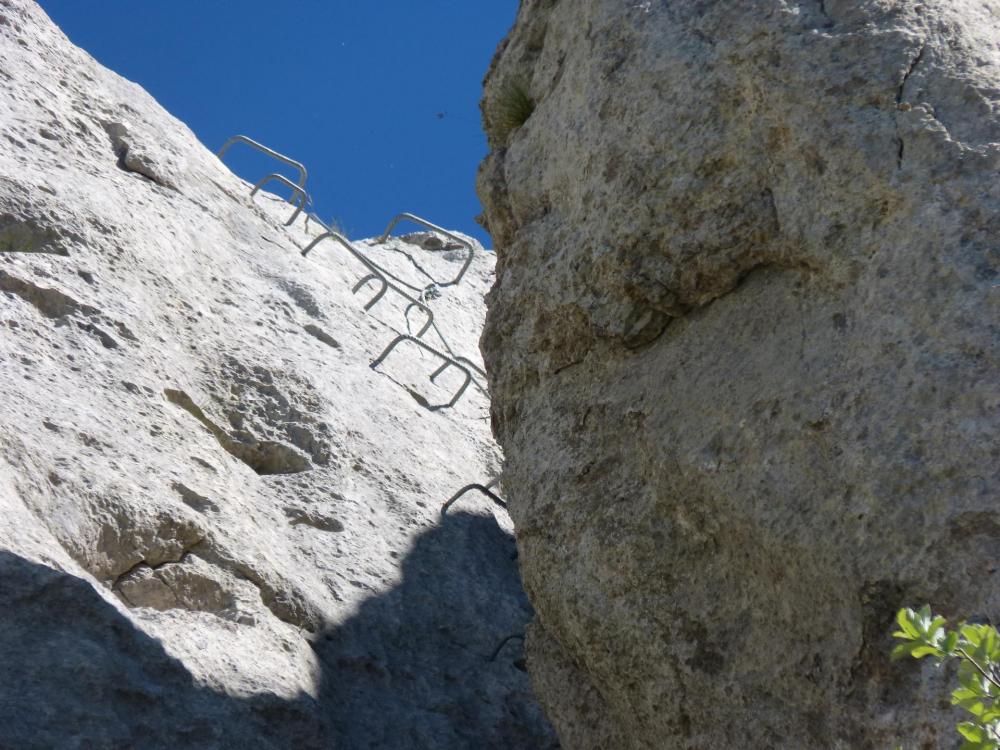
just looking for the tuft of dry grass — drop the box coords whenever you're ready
[487,79,535,144]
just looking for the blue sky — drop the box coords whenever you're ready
[37,2,517,247]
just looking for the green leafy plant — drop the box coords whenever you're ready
[892,605,1000,749]
[487,78,535,144]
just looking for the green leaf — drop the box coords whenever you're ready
[954,686,987,705]
[917,604,934,635]
[892,641,923,661]
[964,625,987,648]
[974,637,992,666]
[959,662,992,696]
[930,616,949,640]
[955,696,988,717]
[958,722,985,741]
[985,628,997,654]
[897,609,921,639]
[946,631,961,654]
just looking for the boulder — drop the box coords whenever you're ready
[479,1,1000,747]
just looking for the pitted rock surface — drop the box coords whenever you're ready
[479,1,1000,748]
[0,2,556,747]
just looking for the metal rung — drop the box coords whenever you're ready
[431,354,485,380]
[489,633,525,662]
[217,135,308,199]
[378,212,476,288]
[370,334,473,411]
[304,212,329,234]
[351,273,388,311]
[302,232,433,338]
[250,173,309,226]
[441,481,507,514]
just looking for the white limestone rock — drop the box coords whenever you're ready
[0,1,556,747]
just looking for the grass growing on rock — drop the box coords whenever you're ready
[487,78,535,144]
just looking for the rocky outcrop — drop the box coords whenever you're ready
[479,1,1000,747]
[0,1,556,747]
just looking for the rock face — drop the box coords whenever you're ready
[0,2,556,747]
[479,1,1000,747]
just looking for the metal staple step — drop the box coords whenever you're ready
[301,231,434,339]
[370,334,474,411]
[250,173,309,226]
[217,135,309,197]
[377,212,476,288]
[441,479,506,514]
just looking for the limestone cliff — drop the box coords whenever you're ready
[479,1,1000,747]
[0,1,557,747]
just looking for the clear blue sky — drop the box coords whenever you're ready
[37,2,517,247]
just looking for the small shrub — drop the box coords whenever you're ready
[487,78,535,144]
[891,605,1000,748]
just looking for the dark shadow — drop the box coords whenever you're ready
[312,511,555,749]
[0,512,558,749]
[0,549,328,750]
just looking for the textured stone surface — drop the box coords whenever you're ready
[479,1,1000,747]
[0,2,556,747]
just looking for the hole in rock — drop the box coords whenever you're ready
[304,323,339,349]
[284,506,344,533]
[0,212,70,255]
[172,482,219,514]
[0,270,94,318]
[164,388,312,476]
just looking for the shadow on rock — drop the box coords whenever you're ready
[0,512,557,749]
[0,549,327,750]
[312,511,556,749]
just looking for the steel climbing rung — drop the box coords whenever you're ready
[489,634,524,662]
[377,212,476,288]
[431,354,485,381]
[351,273,389,311]
[250,173,310,226]
[301,232,434,338]
[370,334,473,411]
[217,135,309,199]
[441,482,507,515]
